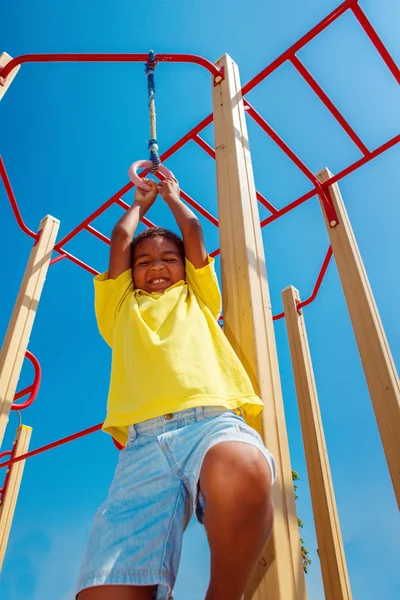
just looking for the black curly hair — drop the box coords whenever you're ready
[131,227,185,262]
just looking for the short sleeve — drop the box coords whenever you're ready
[185,257,222,320]
[94,269,133,347]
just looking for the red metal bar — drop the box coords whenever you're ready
[297,246,333,310]
[0,443,16,504]
[241,0,356,96]
[86,225,111,246]
[194,135,215,159]
[53,247,99,275]
[159,114,213,163]
[290,55,369,156]
[11,351,41,411]
[244,101,318,185]
[351,3,400,85]
[194,134,279,215]
[115,198,157,229]
[261,188,318,228]
[0,157,37,239]
[256,191,279,215]
[323,133,400,187]
[49,253,67,266]
[57,181,134,247]
[0,53,224,81]
[272,245,333,321]
[0,423,104,470]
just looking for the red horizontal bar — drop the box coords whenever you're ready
[261,188,318,228]
[49,253,67,266]
[0,423,104,470]
[290,55,369,156]
[194,135,279,214]
[256,191,279,215]
[351,3,400,85]
[194,135,215,159]
[54,247,99,275]
[57,181,134,247]
[0,157,37,240]
[114,198,157,229]
[244,100,318,185]
[0,53,223,81]
[241,0,355,96]
[327,134,400,187]
[86,224,110,246]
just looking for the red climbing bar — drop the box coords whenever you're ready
[244,101,318,185]
[272,246,334,321]
[11,351,41,411]
[0,157,37,240]
[290,55,369,156]
[241,0,356,96]
[0,423,104,470]
[57,181,134,248]
[351,3,400,85]
[0,53,224,81]
[297,246,333,310]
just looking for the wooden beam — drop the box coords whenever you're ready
[0,424,32,570]
[212,54,306,600]
[282,286,352,600]
[0,215,60,447]
[317,168,400,508]
[0,53,20,101]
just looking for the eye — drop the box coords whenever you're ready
[165,258,177,263]
[137,261,150,266]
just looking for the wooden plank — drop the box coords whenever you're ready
[0,425,32,570]
[0,53,20,101]
[0,216,60,447]
[317,168,400,508]
[212,54,306,600]
[282,286,352,600]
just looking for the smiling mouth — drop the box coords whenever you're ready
[148,278,169,285]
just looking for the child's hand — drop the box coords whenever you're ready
[134,179,158,209]
[160,177,180,203]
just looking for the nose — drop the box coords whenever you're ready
[150,260,164,272]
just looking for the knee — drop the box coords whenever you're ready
[200,442,272,516]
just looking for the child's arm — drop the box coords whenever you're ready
[108,179,158,280]
[160,178,208,269]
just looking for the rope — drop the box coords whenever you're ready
[146,50,160,174]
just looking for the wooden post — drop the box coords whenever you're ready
[317,168,400,508]
[0,53,20,101]
[213,54,306,600]
[282,286,352,600]
[0,215,60,447]
[0,424,32,569]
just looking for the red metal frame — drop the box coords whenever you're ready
[1,0,399,459]
[11,350,41,411]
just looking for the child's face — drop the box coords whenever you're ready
[132,236,185,294]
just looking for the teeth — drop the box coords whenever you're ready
[151,279,167,284]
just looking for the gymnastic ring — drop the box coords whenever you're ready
[128,160,175,192]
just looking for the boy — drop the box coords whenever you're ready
[76,177,276,600]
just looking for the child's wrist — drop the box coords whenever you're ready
[163,192,180,204]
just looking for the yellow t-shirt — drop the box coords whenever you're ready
[94,257,263,445]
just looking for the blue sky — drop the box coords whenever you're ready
[1,0,399,598]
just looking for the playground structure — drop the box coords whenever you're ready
[0,1,399,598]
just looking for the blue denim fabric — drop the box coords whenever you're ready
[76,406,276,599]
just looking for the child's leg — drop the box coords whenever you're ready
[78,584,155,599]
[199,441,274,600]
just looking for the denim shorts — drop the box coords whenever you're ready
[76,406,276,599]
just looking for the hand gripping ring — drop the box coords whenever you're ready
[128,160,175,192]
